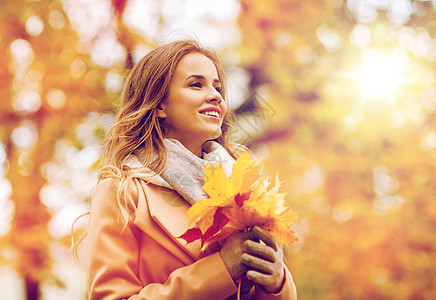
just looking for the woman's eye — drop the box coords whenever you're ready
[190,82,202,88]
[215,86,222,94]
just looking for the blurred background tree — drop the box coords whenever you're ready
[235,0,436,299]
[0,0,109,298]
[0,0,435,299]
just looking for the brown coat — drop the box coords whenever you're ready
[87,178,297,299]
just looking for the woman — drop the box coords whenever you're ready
[87,39,297,299]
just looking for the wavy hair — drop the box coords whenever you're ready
[102,39,238,176]
[73,40,243,259]
[99,39,243,221]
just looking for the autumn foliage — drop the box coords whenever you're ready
[236,1,436,299]
[180,152,298,247]
[1,0,436,299]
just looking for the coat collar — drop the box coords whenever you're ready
[138,181,202,260]
[125,141,237,260]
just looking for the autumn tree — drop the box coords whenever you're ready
[235,0,436,299]
[0,0,128,298]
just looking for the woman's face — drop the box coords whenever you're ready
[158,52,226,153]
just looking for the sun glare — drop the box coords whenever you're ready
[355,49,408,101]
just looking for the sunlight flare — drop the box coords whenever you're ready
[355,49,408,100]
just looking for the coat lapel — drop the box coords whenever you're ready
[140,181,201,260]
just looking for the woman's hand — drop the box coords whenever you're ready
[242,226,285,293]
[219,226,285,294]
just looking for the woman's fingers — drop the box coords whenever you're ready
[246,267,285,293]
[241,252,274,274]
[220,227,285,293]
[241,228,285,293]
[249,226,278,251]
[243,239,276,262]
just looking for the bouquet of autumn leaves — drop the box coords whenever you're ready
[180,152,299,248]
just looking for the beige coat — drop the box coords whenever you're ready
[87,177,297,299]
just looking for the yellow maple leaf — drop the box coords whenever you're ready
[188,153,263,230]
[182,152,299,246]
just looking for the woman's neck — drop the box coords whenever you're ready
[166,137,203,158]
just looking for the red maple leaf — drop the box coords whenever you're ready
[201,208,230,246]
[235,192,251,207]
[179,228,202,244]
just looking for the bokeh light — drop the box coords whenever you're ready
[355,49,408,100]
[25,16,44,37]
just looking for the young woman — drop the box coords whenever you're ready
[87,39,297,299]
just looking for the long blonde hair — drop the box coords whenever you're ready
[100,39,243,220]
[102,39,238,176]
[73,39,242,260]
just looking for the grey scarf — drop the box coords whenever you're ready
[159,139,235,204]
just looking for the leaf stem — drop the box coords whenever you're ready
[237,277,241,300]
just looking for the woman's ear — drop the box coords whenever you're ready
[156,103,167,118]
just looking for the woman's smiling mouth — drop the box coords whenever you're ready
[199,107,221,120]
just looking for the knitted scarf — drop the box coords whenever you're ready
[126,139,235,205]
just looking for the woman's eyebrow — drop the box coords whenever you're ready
[185,74,221,84]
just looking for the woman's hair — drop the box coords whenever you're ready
[73,39,245,259]
[99,39,244,224]
[101,39,239,179]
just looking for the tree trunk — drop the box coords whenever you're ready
[25,274,40,300]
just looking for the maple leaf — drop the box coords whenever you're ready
[179,228,202,244]
[235,192,251,207]
[200,208,230,245]
[180,152,299,247]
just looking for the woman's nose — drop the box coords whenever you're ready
[206,88,223,104]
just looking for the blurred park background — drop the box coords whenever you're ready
[1,0,436,299]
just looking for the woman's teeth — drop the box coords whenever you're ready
[201,111,219,118]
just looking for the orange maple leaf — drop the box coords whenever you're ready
[181,152,299,246]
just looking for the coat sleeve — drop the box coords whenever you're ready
[254,266,298,300]
[87,178,238,300]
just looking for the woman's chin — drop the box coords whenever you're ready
[208,129,222,141]
[196,125,222,142]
